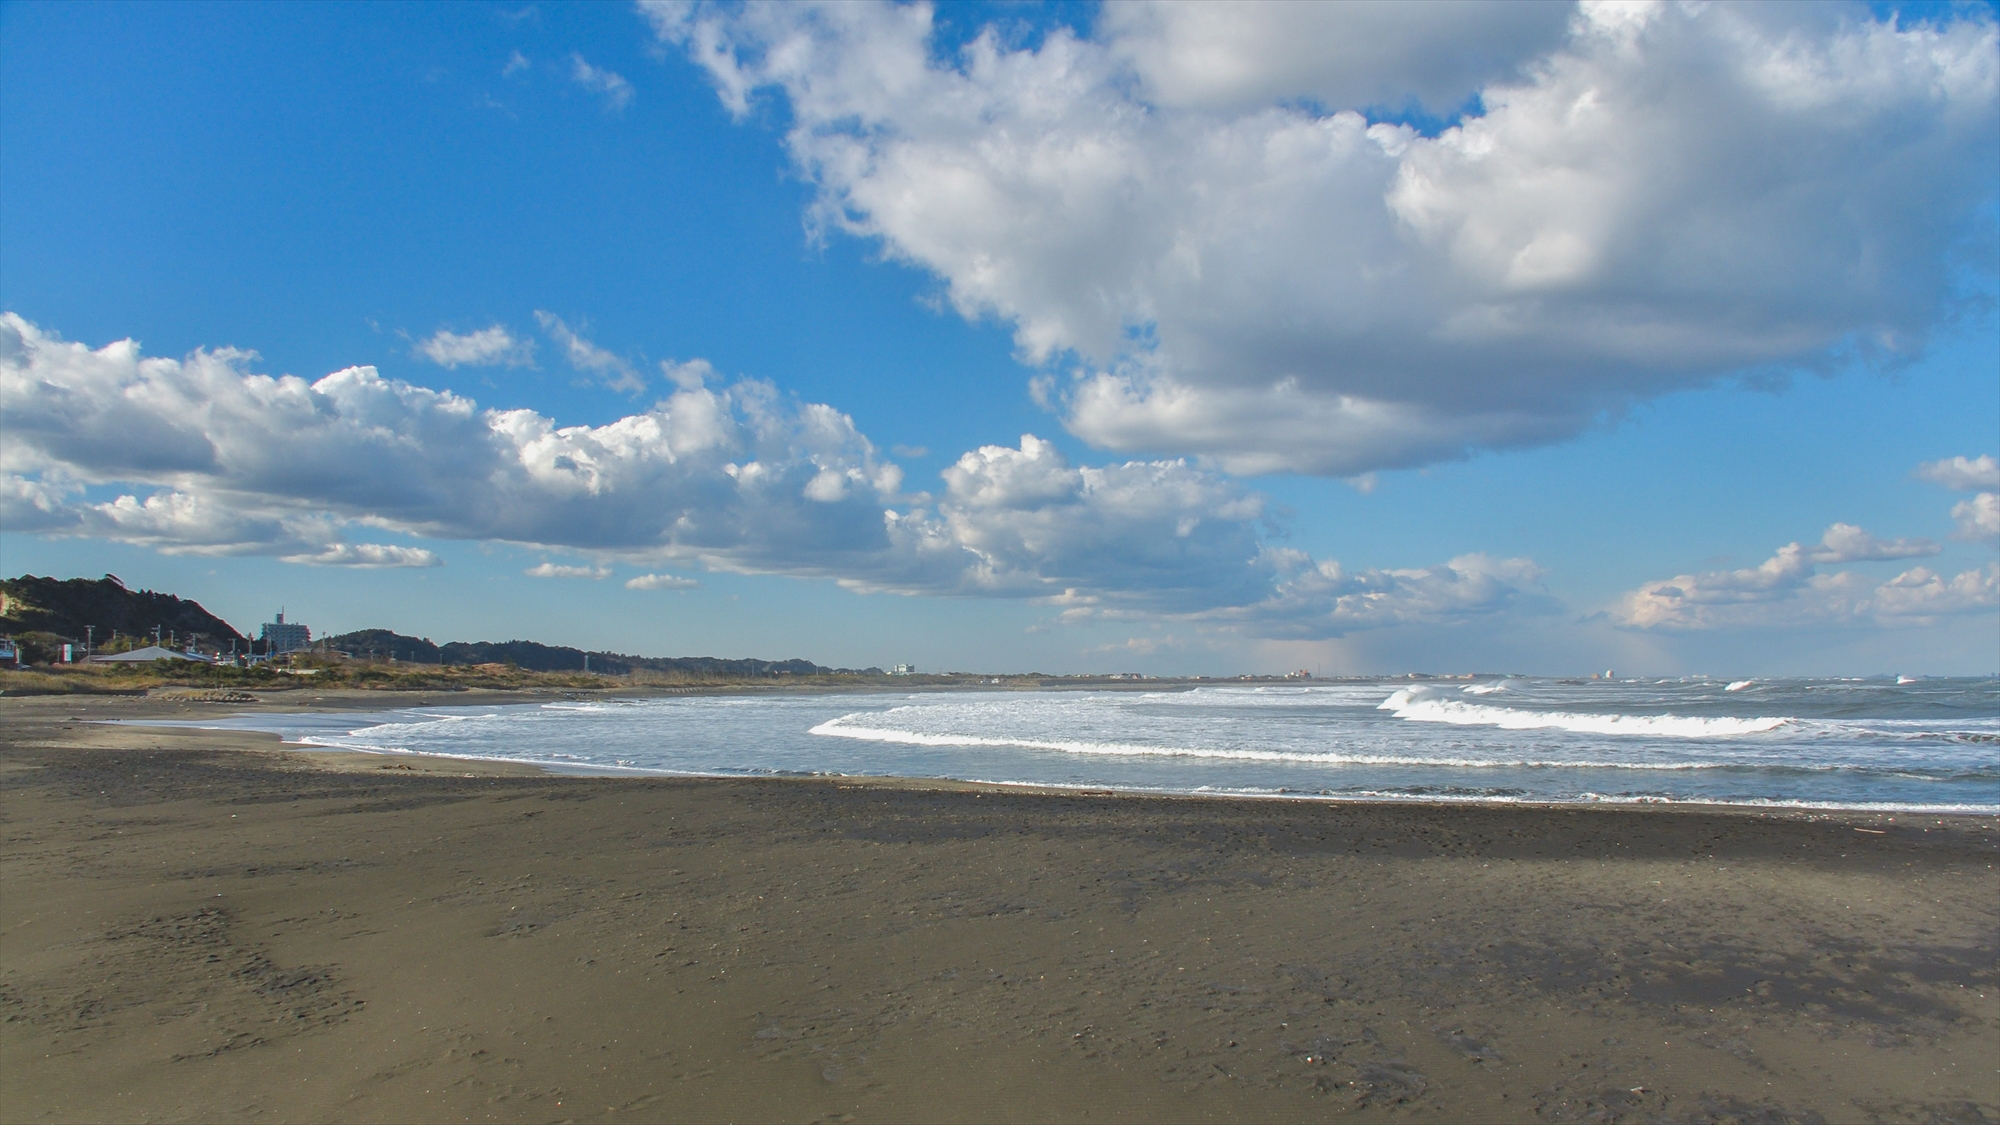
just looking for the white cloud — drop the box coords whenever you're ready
[857,435,1549,638]
[1,483,441,569]
[525,562,611,579]
[660,358,714,390]
[570,53,634,111]
[1612,522,1992,631]
[1216,551,1554,640]
[1809,522,1937,564]
[1871,564,2000,620]
[1916,454,1999,541]
[649,1,1998,476]
[1915,454,2000,491]
[534,311,645,394]
[504,50,532,78]
[874,434,1274,611]
[288,543,440,568]
[1,313,893,570]
[1100,0,1572,114]
[1,313,1548,639]
[626,572,698,590]
[1950,492,2000,542]
[1090,634,1183,657]
[415,324,534,369]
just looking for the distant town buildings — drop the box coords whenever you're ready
[892,663,915,675]
[261,610,311,654]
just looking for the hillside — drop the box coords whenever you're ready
[321,631,834,678]
[7,579,850,680]
[320,630,442,663]
[0,574,245,646]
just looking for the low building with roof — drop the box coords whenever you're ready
[88,645,212,663]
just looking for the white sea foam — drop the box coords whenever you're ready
[1377,687,1791,738]
[1726,680,1755,692]
[809,715,1792,770]
[123,676,1999,814]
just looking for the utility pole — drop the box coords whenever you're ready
[84,625,93,657]
[153,625,161,647]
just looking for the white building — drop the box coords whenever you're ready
[261,610,311,654]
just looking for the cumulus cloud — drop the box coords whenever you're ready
[570,53,634,111]
[1217,551,1554,639]
[0,473,440,569]
[1871,564,2000,620]
[1,313,1547,638]
[525,562,611,579]
[649,1,1998,475]
[1,312,895,570]
[626,572,699,590]
[858,435,1550,637]
[1100,0,1572,114]
[1809,522,1937,564]
[1916,454,2000,491]
[660,358,714,390]
[1917,454,1999,541]
[534,311,645,394]
[1949,493,2000,543]
[415,325,534,369]
[1612,522,1992,631]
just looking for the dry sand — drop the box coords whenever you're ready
[1,693,1995,1123]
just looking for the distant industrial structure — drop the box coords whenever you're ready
[892,663,915,675]
[260,610,311,654]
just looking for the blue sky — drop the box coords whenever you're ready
[2,0,1995,676]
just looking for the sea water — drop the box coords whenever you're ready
[152,676,1999,813]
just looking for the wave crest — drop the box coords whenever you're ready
[1377,688,1791,738]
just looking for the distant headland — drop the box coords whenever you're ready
[0,574,1346,696]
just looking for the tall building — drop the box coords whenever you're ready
[261,610,310,654]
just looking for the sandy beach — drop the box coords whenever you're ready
[2,692,1994,1124]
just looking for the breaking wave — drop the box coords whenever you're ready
[1377,687,1792,738]
[813,715,1799,770]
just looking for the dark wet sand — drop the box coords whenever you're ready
[2,694,1995,1123]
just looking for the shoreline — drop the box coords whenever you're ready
[3,695,1995,1122]
[32,690,2000,820]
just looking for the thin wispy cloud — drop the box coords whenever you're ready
[534,311,644,394]
[414,324,534,369]
[525,562,611,579]
[626,572,698,590]
[292,543,440,569]
[569,53,633,112]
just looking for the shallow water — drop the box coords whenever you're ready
[149,676,2000,812]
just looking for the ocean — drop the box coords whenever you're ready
[148,675,2000,813]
